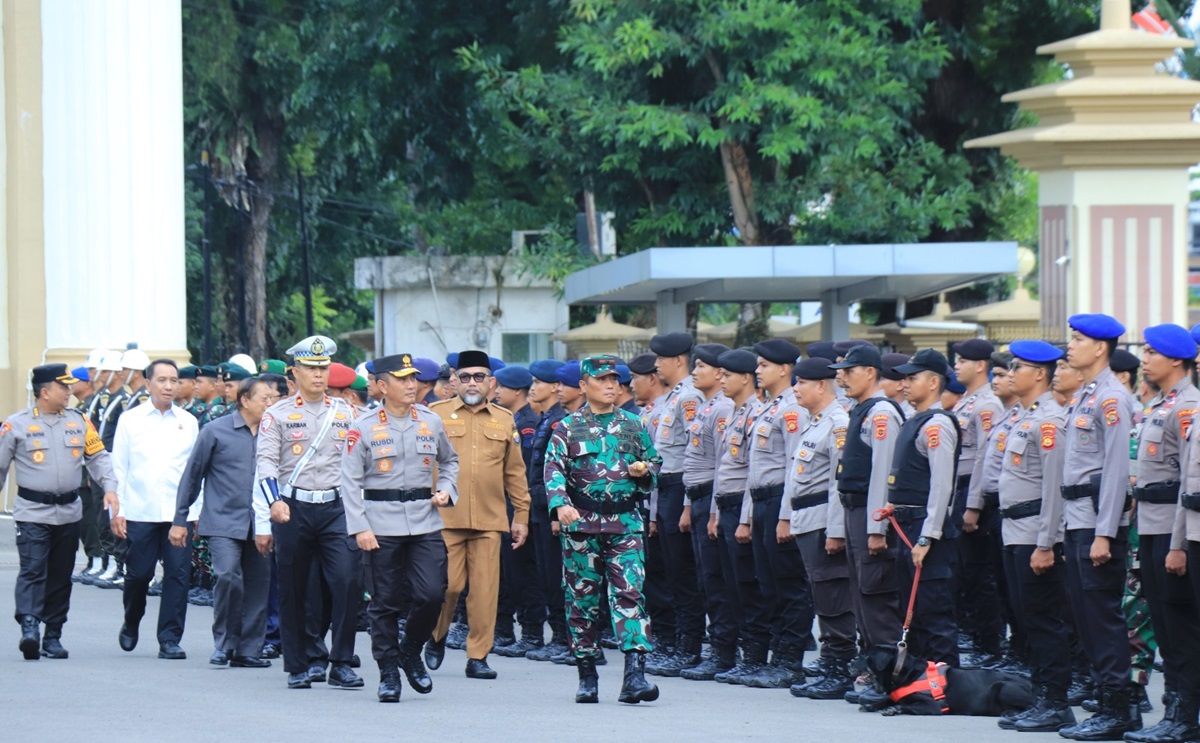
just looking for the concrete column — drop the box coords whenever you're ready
[820,289,850,341]
[656,290,686,334]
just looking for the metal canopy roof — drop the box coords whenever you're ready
[563,243,1019,306]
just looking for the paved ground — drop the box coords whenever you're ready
[0,516,1167,742]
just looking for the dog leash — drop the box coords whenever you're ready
[872,505,921,677]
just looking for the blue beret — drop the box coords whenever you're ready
[694,343,729,367]
[628,353,658,375]
[952,338,995,361]
[1069,313,1125,341]
[446,352,460,368]
[489,356,506,371]
[649,332,694,357]
[530,359,565,383]
[717,349,757,375]
[794,358,835,380]
[71,366,90,382]
[616,364,632,385]
[754,338,802,365]
[494,365,533,389]
[893,348,951,378]
[412,357,440,382]
[946,373,966,395]
[555,360,581,387]
[1009,340,1063,364]
[1143,324,1198,361]
[1191,324,1200,345]
[365,360,375,374]
[806,341,838,362]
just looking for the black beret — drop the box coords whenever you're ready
[456,350,491,371]
[628,353,659,376]
[952,338,995,362]
[717,349,758,375]
[794,358,836,381]
[806,341,838,362]
[880,353,911,382]
[832,339,871,358]
[989,351,1013,370]
[753,338,801,366]
[694,343,730,367]
[649,331,694,358]
[1109,349,1140,374]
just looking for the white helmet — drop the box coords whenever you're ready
[85,348,108,368]
[354,362,370,378]
[229,353,257,376]
[121,348,151,371]
[98,352,123,372]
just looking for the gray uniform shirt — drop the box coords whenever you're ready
[1172,413,1200,548]
[714,397,761,523]
[954,385,1003,476]
[897,402,959,541]
[174,410,258,538]
[1062,368,1133,536]
[843,392,904,537]
[966,404,1022,510]
[643,392,668,520]
[654,376,701,474]
[0,406,116,525]
[1135,378,1199,536]
[997,392,1066,549]
[744,389,808,522]
[257,393,354,491]
[781,399,848,538]
[341,405,460,537]
[683,391,733,488]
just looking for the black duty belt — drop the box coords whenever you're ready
[982,491,1000,509]
[956,474,972,490]
[17,487,78,506]
[715,492,743,510]
[1182,493,1200,511]
[1000,499,1042,520]
[839,491,868,508]
[364,489,433,503]
[750,484,785,503]
[659,472,684,487]
[684,482,714,501]
[890,505,928,522]
[790,492,828,511]
[570,492,638,515]
[1134,481,1180,505]
[1060,482,1098,501]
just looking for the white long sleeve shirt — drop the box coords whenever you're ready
[112,402,198,523]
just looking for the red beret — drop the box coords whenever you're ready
[327,362,357,389]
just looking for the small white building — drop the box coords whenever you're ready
[354,255,568,364]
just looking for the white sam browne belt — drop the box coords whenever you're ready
[286,486,341,503]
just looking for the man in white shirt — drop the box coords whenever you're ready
[111,359,199,659]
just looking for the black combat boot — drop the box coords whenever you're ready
[804,657,854,700]
[377,659,401,703]
[1124,692,1198,743]
[526,630,568,662]
[743,643,802,689]
[18,615,40,660]
[680,645,737,681]
[1014,686,1076,732]
[649,633,702,677]
[399,645,433,694]
[40,623,68,659]
[617,651,659,704]
[576,657,599,703]
[717,640,768,684]
[1066,687,1140,741]
[494,624,544,658]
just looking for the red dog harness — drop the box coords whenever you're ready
[888,661,950,713]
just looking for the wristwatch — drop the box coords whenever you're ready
[916,536,932,548]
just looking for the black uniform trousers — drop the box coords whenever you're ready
[530,515,568,637]
[365,533,448,664]
[655,474,705,640]
[497,503,546,636]
[95,481,127,563]
[272,498,362,674]
[1181,541,1200,699]
[843,503,902,649]
[123,521,191,645]
[795,529,856,660]
[1063,528,1130,692]
[689,489,737,653]
[716,499,770,651]
[14,520,80,626]
[893,512,958,666]
[208,534,270,658]
[1003,543,1071,699]
[750,486,814,651]
[1140,532,1200,694]
[643,508,677,647]
[956,496,1005,655]
[78,481,102,559]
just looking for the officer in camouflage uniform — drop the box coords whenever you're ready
[199,363,230,428]
[544,355,662,705]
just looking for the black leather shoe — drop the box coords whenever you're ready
[349,653,361,669]
[210,649,230,666]
[400,650,433,694]
[18,615,40,660]
[118,623,138,652]
[307,664,327,683]
[230,656,271,668]
[287,672,312,689]
[465,658,498,679]
[261,644,280,659]
[424,636,446,670]
[158,642,187,660]
[328,662,364,688]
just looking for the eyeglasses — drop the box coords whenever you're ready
[457,372,490,384]
[1008,361,1040,372]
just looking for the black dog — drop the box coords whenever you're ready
[865,645,1033,716]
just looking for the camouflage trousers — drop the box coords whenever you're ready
[1123,524,1157,685]
[190,535,214,589]
[562,532,653,658]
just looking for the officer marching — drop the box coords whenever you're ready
[3,364,119,659]
[341,353,460,703]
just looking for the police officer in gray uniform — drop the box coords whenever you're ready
[4,364,118,659]
[992,340,1074,733]
[648,331,706,674]
[1168,384,1200,742]
[741,339,814,689]
[781,358,855,700]
[889,349,961,667]
[678,343,735,680]
[1058,313,1139,740]
[341,353,460,703]
[1126,325,1200,743]
[257,335,364,690]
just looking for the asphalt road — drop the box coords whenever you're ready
[0,516,1167,742]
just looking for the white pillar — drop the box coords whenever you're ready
[40,0,187,359]
[656,290,687,334]
[820,289,850,341]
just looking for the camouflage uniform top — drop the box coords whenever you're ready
[200,397,227,427]
[184,397,208,423]
[544,405,661,535]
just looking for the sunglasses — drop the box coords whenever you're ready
[457,372,490,384]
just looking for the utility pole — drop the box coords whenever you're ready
[201,150,213,362]
[297,170,315,336]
